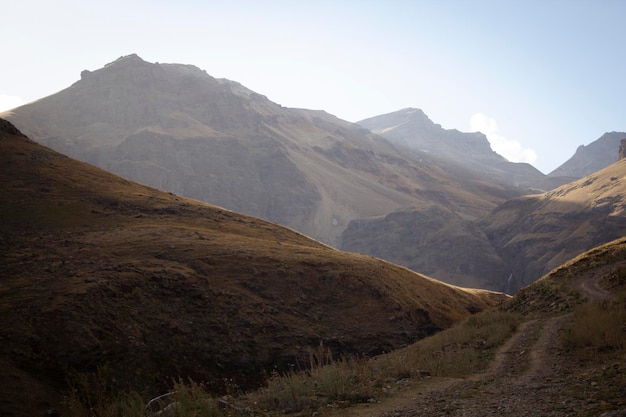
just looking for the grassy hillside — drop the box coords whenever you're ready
[53,238,626,417]
[0,119,506,416]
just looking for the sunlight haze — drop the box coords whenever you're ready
[2,0,625,173]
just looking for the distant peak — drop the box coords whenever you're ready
[400,107,425,114]
[81,54,150,80]
[105,53,145,66]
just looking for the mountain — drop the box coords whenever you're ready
[3,55,536,248]
[342,147,626,293]
[340,204,509,290]
[548,131,626,179]
[357,108,569,191]
[479,157,626,292]
[0,119,507,416]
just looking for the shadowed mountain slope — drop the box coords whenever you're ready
[342,154,626,293]
[548,131,626,179]
[0,119,506,416]
[340,204,509,291]
[4,55,533,248]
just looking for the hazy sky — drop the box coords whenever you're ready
[2,0,625,173]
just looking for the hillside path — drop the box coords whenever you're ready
[343,273,620,417]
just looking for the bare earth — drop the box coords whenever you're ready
[342,273,625,417]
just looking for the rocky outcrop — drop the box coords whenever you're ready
[619,138,626,160]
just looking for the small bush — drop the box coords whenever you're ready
[257,370,313,412]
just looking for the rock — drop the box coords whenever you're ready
[600,410,626,417]
[0,118,22,136]
[619,138,626,160]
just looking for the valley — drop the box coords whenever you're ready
[0,119,505,416]
[4,54,625,293]
[1,53,625,416]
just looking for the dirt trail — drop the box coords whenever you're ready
[343,273,619,417]
[575,271,612,302]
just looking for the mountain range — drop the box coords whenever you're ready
[4,54,626,293]
[4,55,546,248]
[346,112,626,291]
[2,53,626,416]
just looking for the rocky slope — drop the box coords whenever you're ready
[0,119,507,416]
[479,157,626,292]
[342,147,626,293]
[548,131,626,179]
[5,55,623,294]
[358,108,569,191]
[340,204,509,290]
[3,55,533,248]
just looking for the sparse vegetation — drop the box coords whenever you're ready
[64,368,144,417]
[376,309,521,378]
[0,126,507,416]
[562,265,626,355]
[59,309,521,416]
[562,298,626,353]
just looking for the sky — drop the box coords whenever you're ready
[2,0,625,174]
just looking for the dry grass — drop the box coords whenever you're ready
[58,308,521,416]
[63,368,144,417]
[0,123,508,416]
[373,309,521,379]
[562,264,626,355]
[562,298,626,352]
[55,239,626,417]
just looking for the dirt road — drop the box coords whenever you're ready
[343,273,624,417]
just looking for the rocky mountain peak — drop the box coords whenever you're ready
[107,53,145,65]
[359,107,441,136]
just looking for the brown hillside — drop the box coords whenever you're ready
[0,119,506,416]
[480,159,626,292]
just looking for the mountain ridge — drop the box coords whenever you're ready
[358,107,570,192]
[4,54,534,250]
[4,54,624,293]
[479,157,626,292]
